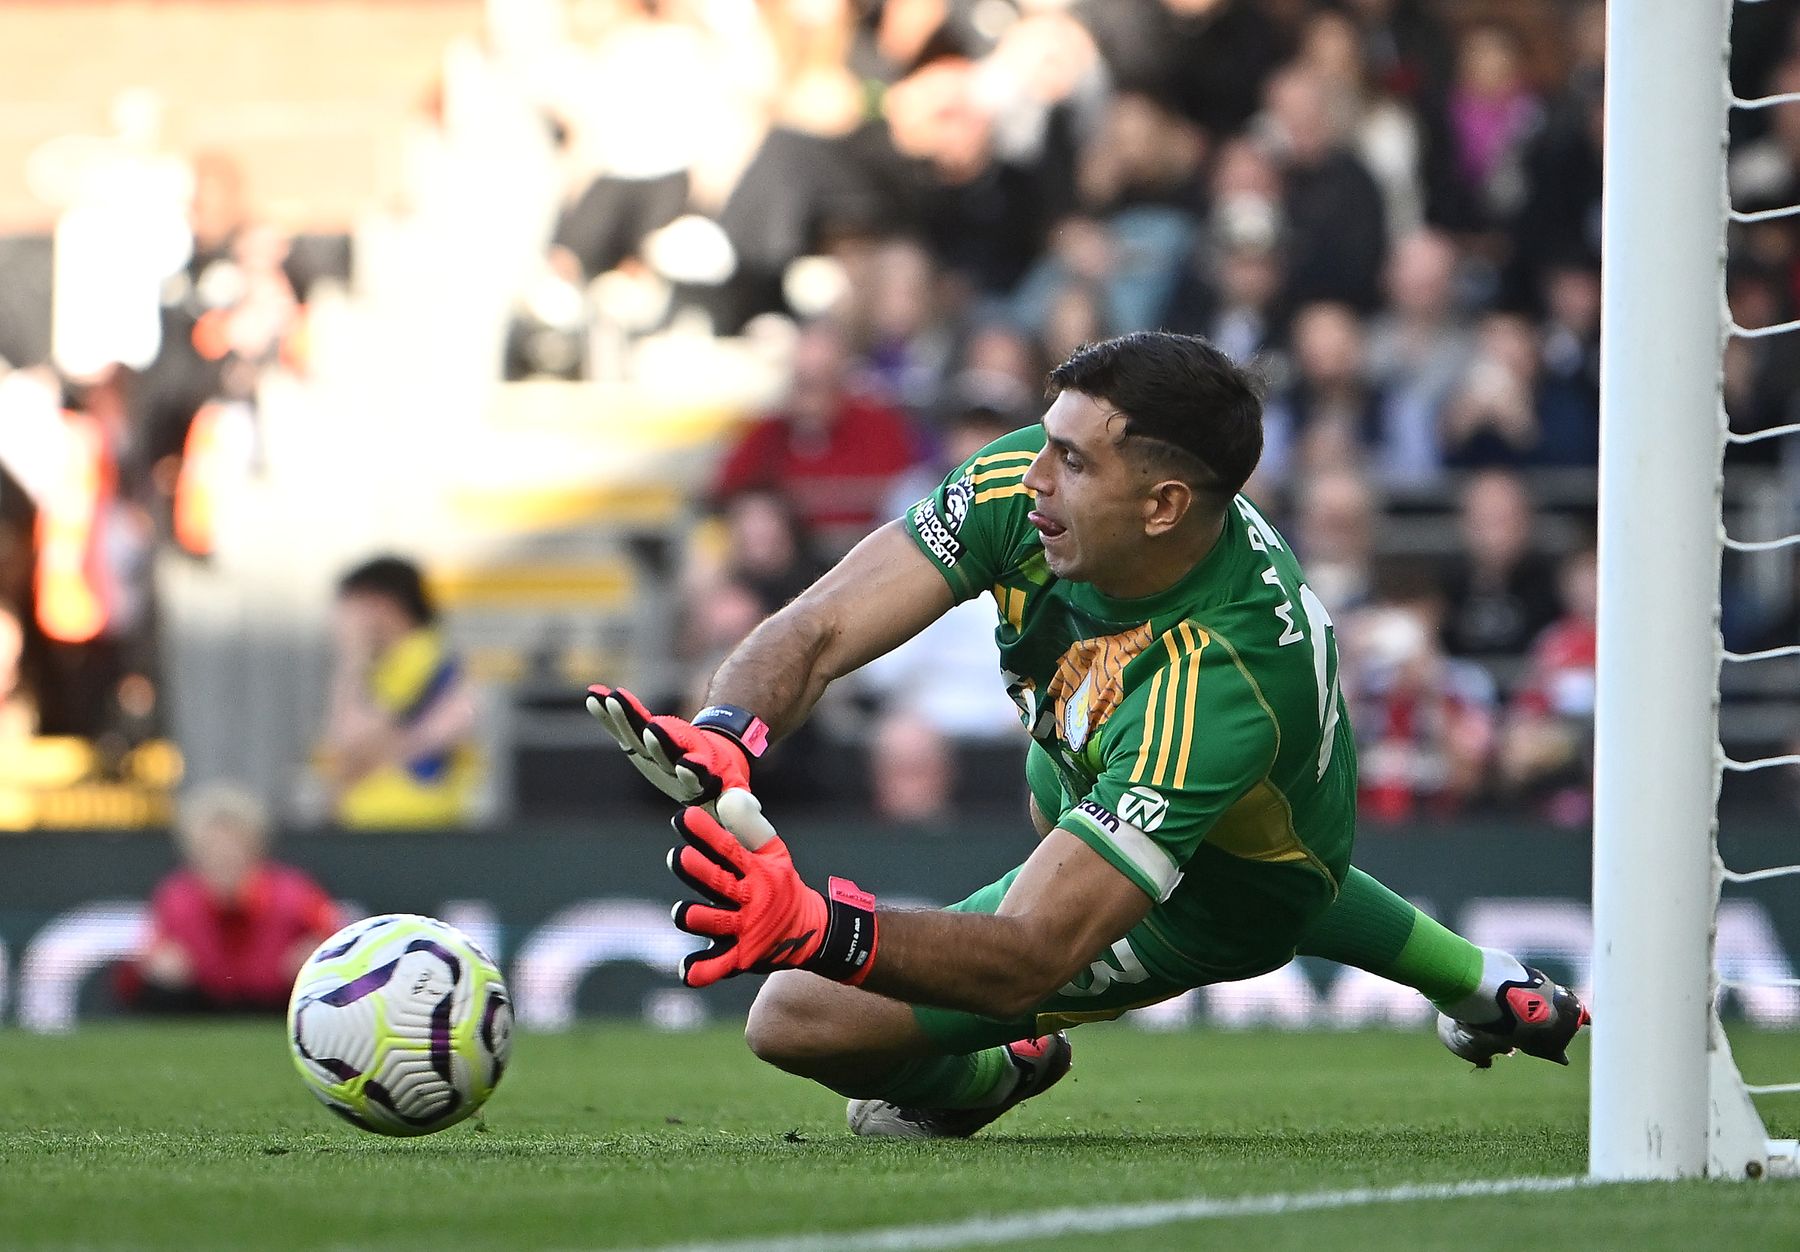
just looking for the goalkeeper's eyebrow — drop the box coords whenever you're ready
[1044,432,1093,464]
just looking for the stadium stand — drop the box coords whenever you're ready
[0,0,1794,828]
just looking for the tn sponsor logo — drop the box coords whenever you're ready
[1117,786,1169,832]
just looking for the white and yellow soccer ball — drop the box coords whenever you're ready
[287,914,512,1136]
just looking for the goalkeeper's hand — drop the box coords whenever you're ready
[586,684,755,805]
[667,804,879,989]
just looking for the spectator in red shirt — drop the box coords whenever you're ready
[711,319,920,556]
[1345,590,1498,824]
[120,783,339,1013]
[1499,543,1598,827]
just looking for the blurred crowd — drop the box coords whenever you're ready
[549,0,1789,828]
[2,0,1799,830]
[0,131,340,756]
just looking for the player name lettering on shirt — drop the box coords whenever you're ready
[1236,496,1286,552]
[1261,566,1304,646]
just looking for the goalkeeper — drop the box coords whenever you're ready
[590,331,1589,1138]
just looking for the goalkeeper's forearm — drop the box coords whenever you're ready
[700,522,955,738]
[703,600,840,742]
[856,909,1089,1020]
[851,830,1154,1017]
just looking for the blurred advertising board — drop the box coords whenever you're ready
[1,818,1794,1032]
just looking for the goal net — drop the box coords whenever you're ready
[1590,0,1800,1181]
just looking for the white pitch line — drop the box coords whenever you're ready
[626,1175,1599,1252]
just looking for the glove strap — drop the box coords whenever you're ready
[691,703,772,758]
[806,877,879,985]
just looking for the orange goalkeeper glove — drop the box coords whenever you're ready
[667,805,878,989]
[586,684,763,803]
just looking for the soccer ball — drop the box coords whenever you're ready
[287,913,513,1136]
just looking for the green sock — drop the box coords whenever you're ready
[833,1048,1017,1110]
[1297,867,1484,1007]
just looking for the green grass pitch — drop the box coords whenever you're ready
[0,1022,1795,1249]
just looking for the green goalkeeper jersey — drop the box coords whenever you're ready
[903,425,1357,983]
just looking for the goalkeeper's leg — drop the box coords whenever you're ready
[741,869,1040,1107]
[744,970,956,1094]
[1298,866,1589,1066]
[746,970,1071,1139]
[745,865,1086,1138]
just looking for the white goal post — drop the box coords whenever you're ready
[1591,0,1800,1181]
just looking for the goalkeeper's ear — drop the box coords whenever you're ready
[713,788,779,850]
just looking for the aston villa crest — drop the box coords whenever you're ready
[1063,671,1095,752]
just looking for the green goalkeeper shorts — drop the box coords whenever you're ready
[914,743,1314,1053]
[909,867,1286,1054]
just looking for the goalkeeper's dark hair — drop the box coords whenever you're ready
[337,554,436,626]
[1046,331,1264,510]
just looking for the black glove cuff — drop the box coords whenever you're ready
[691,703,771,758]
[804,877,878,985]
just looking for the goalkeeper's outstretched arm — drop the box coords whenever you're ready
[669,803,1152,1015]
[703,521,954,741]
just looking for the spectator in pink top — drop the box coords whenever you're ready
[1443,24,1540,227]
[119,783,339,1013]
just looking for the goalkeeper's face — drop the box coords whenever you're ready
[1023,391,1180,593]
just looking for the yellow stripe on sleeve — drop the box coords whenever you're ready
[1006,588,1026,629]
[1151,630,1183,785]
[973,483,1035,505]
[971,465,1031,485]
[1173,623,1209,788]
[973,450,1038,468]
[990,585,1026,630]
[1129,668,1165,783]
